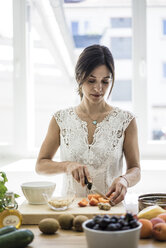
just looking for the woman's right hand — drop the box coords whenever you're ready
[67,162,92,187]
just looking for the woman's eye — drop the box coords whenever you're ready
[88,80,95,83]
[102,81,109,84]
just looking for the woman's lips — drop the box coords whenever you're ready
[91,94,101,97]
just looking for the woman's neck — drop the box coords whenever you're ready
[79,99,110,115]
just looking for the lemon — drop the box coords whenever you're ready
[138,205,166,220]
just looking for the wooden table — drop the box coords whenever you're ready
[23,225,166,248]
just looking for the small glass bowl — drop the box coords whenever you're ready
[43,193,75,211]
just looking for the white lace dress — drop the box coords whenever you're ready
[54,106,134,197]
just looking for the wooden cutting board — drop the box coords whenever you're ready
[18,198,126,224]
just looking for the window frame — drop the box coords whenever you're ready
[0,0,166,159]
[133,0,166,159]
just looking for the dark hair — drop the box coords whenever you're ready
[75,44,115,99]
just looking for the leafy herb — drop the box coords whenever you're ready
[0,171,19,212]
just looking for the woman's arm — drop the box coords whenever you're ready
[36,116,91,186]
[106,118,141,204]
[36,116,67,174]
[122,117,141,186]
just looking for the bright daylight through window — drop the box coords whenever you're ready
[0,0,166,159]
[0,0,13,145]
[147,1,166,142]
[64,0,166,158]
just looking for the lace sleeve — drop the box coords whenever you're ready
[53,110,63,127]
[122,110,135,131]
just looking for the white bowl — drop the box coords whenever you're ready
[83,219,142,248]
[21,181,56,205]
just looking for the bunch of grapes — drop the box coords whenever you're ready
[86,213,139,231]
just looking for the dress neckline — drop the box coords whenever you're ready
[72,106,117,147]
[72,106,116,127]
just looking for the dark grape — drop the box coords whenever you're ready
[86,220,95,228]
[129,219,139,228]
[103,214,110,219]
[109,216,118,223]
[93,224,100,230]
[93,215,102,224]
[125,212,134,222]
[118,219,126,227]
[99,218,110,229]
[106,223,118,231]
[115,223,122,230]
[86,213,139,231]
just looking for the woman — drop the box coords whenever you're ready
[36,44,141,205]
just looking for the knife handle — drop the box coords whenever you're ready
[84,176,92,190]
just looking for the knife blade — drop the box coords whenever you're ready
[91,185,110,200]
[84,176,109,200]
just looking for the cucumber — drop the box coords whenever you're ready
[0,229,34,248]
[0,226,17,235]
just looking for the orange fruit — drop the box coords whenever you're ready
[98,197,109,203]
[88,194,100,200]
[150,217,164,227]
[157,213,166,222]
[78,198,88,207]
[89,197,99,206]
[152,223,166,241]
[139,218,153,238]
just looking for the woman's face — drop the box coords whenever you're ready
[81,65,112,103]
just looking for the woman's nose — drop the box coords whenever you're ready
[94,82,102,92]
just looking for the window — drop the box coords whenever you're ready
[73,35,101,48]
[0,0,13,144]
[111,17,131,28]
[65,1,132,111]
[111,80,131,101]
[71,21,79,35]
[163,19,166,35]
[0,0,76,155]
[84,21,89,34]
[30,24,76,148]
[110,37,132,59]
[147,4,166,143]
[1,0,166,159]
[163,62,166,78]
[151,107,166,140]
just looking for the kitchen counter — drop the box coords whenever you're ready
[22,225,166,248]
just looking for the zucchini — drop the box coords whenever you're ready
[0,229,34,248]
[0,226,17,235]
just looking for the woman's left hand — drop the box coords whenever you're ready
[106,176,128,205]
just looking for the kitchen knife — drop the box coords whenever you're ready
[84,176,92,190]
[84,176,109,200]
